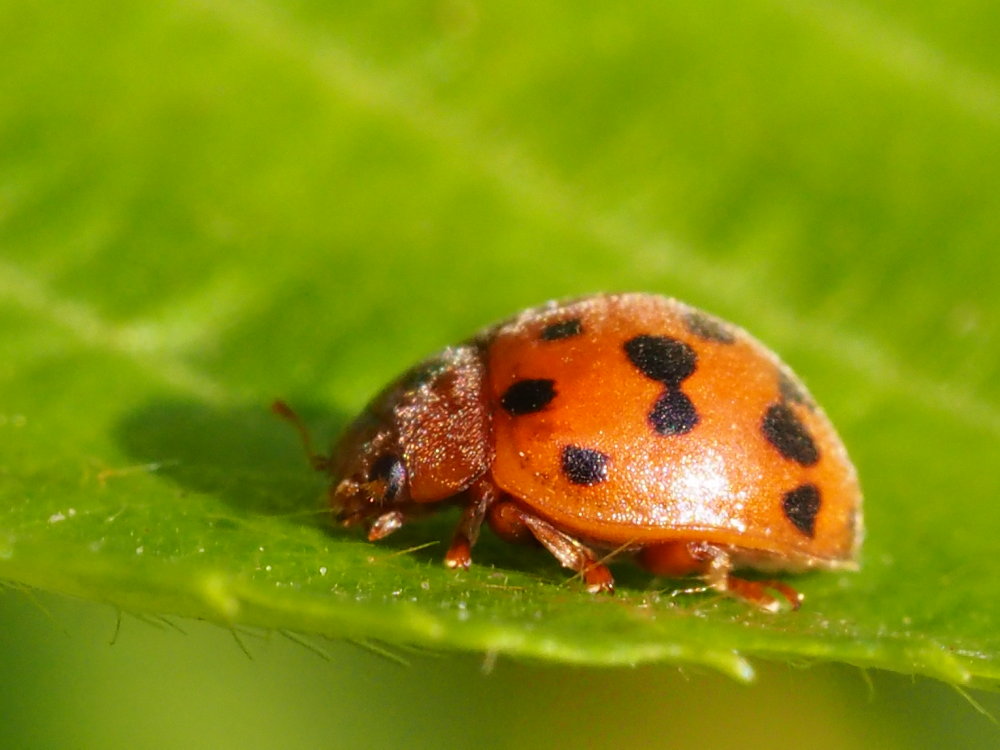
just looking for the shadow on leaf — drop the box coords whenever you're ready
[114,397,477,565]
[115,397,348,524]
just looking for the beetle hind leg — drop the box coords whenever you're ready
[715,575,803,613]
[487,500,615,593]
[639,542,801,611]
[703,547,802,612]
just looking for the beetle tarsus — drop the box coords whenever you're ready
[443,537,472,569]
[582,562,615,594]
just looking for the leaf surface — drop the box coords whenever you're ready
[1,0,998,688]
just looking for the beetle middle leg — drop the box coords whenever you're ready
[487,499,615,593]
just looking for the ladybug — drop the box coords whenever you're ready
[275,293,862,611]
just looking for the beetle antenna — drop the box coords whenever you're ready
[271,399,330,472]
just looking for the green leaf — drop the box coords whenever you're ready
[1,0,998,690]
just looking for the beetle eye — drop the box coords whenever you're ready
[367,453,406,501]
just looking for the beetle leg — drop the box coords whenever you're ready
[636,540,704,577]
[487,500,614,593]
[701,545,803,612]
[444,479,497,569]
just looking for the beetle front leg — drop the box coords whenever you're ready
[444,479,497,569]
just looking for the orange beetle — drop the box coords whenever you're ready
[275,293,862,611]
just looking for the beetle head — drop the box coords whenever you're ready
[328,412,410,527]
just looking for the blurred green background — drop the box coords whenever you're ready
[2,0,1000,748]
[0,589,997,750]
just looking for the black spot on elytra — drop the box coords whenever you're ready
[624,335,700,438]
[648,389,699,435]
[500,379,556,415]
[683,309,736,344]
[762,403,819,466]
[782,484,821,537]
[368,453,407,500]
[623,335,697,386]
[778,369,815,411]
[540,318,583,341]
[561,445,609,485]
